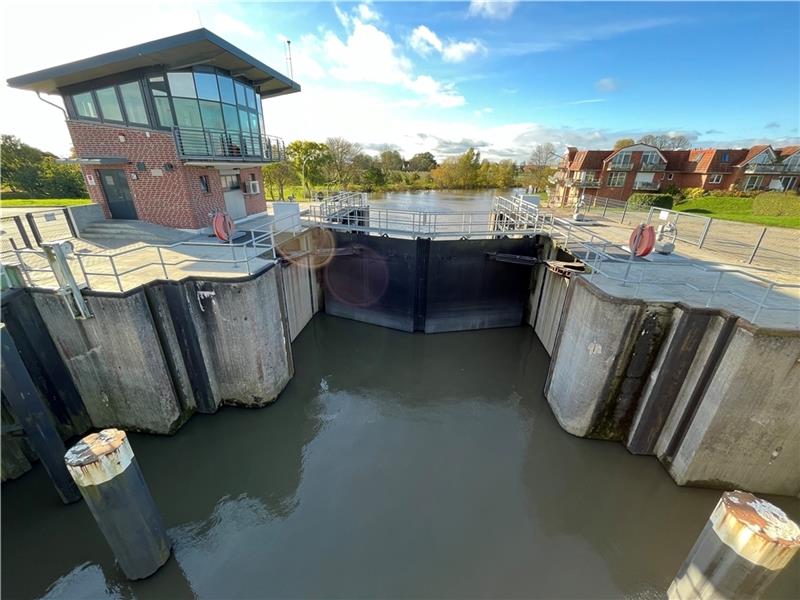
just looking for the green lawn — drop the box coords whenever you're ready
[0,198,92,208]
[674,196,800,229]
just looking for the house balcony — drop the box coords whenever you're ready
[573,179,601,188]
[607,162,634,171]
[633,181,660,191]
[639,162,666,172]
[173,128,286,163]
[743,163,785,174]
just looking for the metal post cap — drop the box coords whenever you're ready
[712,490,800,570]
[64,429,134,487]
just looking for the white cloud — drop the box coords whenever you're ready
[473,107,494,117]
[595,77,617,92]
[568,98,606,105]
[333,4,350,28]
[356,3,379,22]
[409,25,443,56]
[468,0,518,20]
[409,25,484,63]
[442,40,484,63]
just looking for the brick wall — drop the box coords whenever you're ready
[239,166,267,216]
[68,121,225,229]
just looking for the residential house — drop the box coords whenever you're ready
[550,143,800,206]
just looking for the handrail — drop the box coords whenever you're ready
[173,128,286,162]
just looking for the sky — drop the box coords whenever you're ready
[2,0,799,161]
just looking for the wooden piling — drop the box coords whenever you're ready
[669,490,800,599]
[64,429,171,580]
[0,324,81,504]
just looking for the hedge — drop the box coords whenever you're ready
[627,193,674,210]
[752,192,800,217]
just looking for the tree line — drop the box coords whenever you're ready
[264,137,558,200]
[1,135,87,198]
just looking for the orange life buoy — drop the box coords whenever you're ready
[212,211,235,242]
[629,224,655,257]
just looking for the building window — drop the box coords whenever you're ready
[221,174,241,191]
[148,76,174,128]
[199,175,210,193]
[95,87,123,122]
[641,151,661,166]
[199,101,225,131]
[721,152,729,162]
[194,72,220,102]
[611,152,632,167]
[667,173,673,180]
[709,174,723,184]
[173,98,203,129]
[607,172,626,187]
[744,175,763,190]
[72,92,98,119]
[167,72,196,98]
[118,82,148,125]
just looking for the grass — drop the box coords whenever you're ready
[0,198,92,208]
[674,196,800,229]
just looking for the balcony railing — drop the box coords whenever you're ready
[639,161,666,172]
[743,163,785,174]
[607,162,634,171]
[633,181,660,191]
[173,128,286,163]
[573,179,601,188]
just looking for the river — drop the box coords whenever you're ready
[2,315,798,598]
[364,188,521,213]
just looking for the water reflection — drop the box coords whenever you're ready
[2,315,798,599]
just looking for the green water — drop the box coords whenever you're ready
[2,315,798,598]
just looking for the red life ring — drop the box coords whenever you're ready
[212,211,235,242]
[628,224,655,257]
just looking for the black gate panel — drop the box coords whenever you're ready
[424,237,538,333]
[323,233,418,332]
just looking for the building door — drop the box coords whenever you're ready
[220,173,246,220]
[781,176,797,191]
[98,170,137,219]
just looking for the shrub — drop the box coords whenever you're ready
[707,189,755,198]
[752,192,800,217]
[683,187,707,199]
[628,193,674,210]
[662,184,684,199]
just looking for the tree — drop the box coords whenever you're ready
[528,142,558,168]
[613,138,635,150]
[430,148,481,189]
[379,148,404,172]
[407,152,437,171]
[638,134,691,149]
[286,140,330,197]
[1,135,86,198]
[262,162,298,200]
[325,137,362,186]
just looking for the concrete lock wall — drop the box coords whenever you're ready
[544,277,672,439]
[541,272,800,496]
[180,268,293,408]
[32,289,192,434]
[655,321,800,496]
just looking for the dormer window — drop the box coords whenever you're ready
[721,152,729,162]
[641,151,662,165]
[612,152,632,166]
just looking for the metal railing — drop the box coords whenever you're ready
[633,181,660,191]
[607,162,634,171]
[2,210,307,293]
[173,128,285,162]
[743,164,786,174]
[639,162,666,172]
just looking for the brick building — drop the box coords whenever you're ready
[7,29,299,229]
[550,143,800,206]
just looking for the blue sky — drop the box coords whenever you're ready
[2,1,799,160]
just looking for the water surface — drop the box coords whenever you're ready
[2,315,798,598]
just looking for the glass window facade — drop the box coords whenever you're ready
[73,92,98,119]
[66,68,265,157]
[96,87,123,121]
[119,82,148,125]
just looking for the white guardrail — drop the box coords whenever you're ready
[1,193,798,326]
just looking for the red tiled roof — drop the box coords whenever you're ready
[777,146,800,160]
[736,144,771,166]
[570,150,609,171]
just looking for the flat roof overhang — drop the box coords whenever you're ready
[6,28,300,99]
